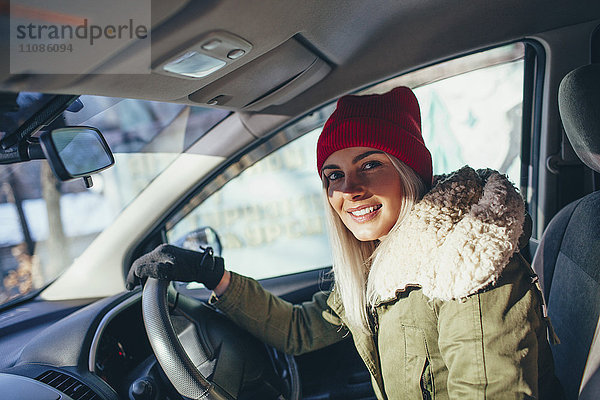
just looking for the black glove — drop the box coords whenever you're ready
[126,244,225,291]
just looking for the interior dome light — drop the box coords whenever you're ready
[162,51,226,78]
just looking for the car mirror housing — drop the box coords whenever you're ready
[173,226,223,257]
[40,126,114,182]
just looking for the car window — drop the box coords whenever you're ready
[363,43,525,187]
[166,43,526,283]
[167,128,332,282]
[417,61,524,186]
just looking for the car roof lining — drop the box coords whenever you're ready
[1,1,600,120]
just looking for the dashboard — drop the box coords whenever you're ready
[0,286,296,400]
[91,296,154,396]
[0,290,163,400]
[0,293,129,399]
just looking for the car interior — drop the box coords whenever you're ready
[0,1,599,399]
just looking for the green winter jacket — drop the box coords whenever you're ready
[213,167,563,399]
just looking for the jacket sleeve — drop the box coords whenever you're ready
[435,257,546,399]
[212,272,348,355]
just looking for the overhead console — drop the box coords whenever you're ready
[187,37,331,111]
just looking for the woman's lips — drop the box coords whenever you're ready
[347,204,382,223]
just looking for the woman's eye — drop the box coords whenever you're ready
[327,171,343,181]
[362,160,382,170]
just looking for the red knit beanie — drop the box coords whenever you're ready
[316,86,433,187]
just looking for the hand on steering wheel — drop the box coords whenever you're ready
[126,244,225,290]
[134,244,299,400]
[131,244,230,398]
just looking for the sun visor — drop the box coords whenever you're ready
[188,38,331,112]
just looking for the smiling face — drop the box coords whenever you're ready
[322,147,404,241]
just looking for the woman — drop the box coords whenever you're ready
[127,87,562,399]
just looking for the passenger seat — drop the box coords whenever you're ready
[532,64,600,399]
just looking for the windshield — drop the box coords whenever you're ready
[0,94,228,306]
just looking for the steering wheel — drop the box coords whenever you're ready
[142,278,300,400]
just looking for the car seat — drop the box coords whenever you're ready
[532,64,600,399]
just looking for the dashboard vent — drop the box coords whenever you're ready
[36,370,100,400]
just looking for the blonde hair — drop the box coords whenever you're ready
[323,155,427,335]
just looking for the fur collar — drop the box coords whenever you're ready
[367,166,525,303]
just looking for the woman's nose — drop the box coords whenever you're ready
[340,176,367,200]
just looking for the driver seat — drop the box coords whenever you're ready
[532,64,600,399]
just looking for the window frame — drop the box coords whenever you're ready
[520,40,546,239]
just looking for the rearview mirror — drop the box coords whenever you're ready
[40,126,114,181]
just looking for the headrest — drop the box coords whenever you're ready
[558,64,600,173]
